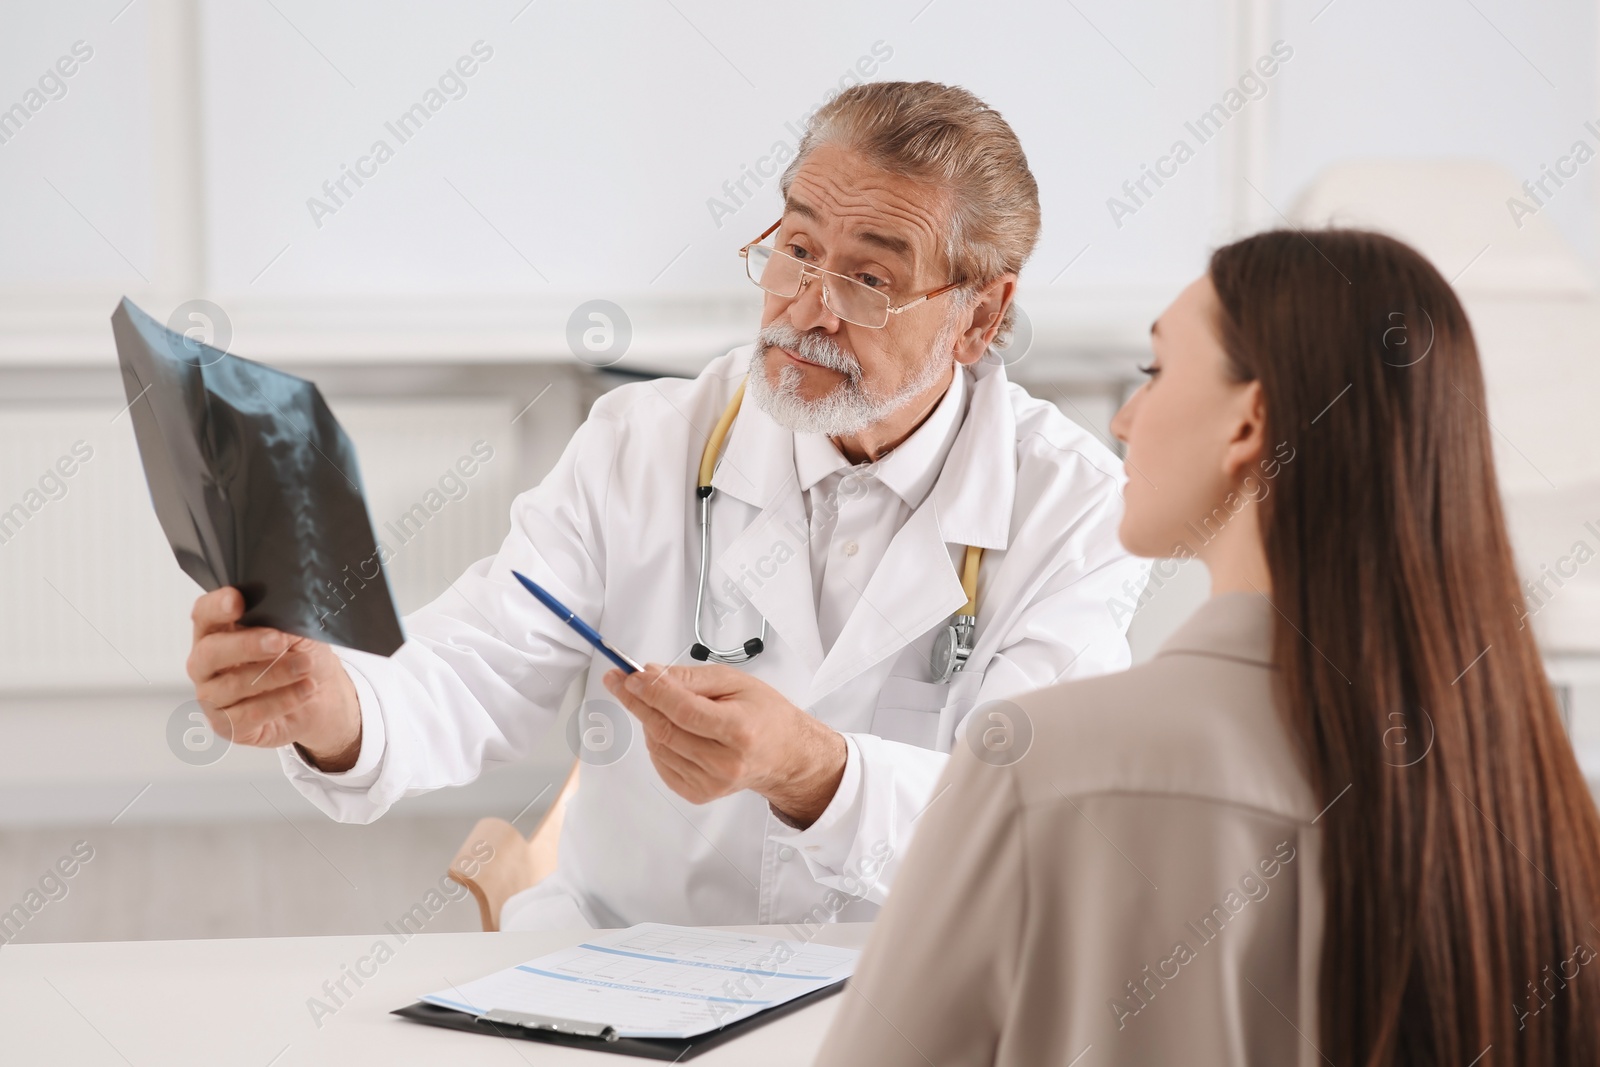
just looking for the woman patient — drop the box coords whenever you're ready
[815,229,1600,1065]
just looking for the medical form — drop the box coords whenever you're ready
[419,923,859,1040]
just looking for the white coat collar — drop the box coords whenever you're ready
[708,347,1019,700]
[929,352,1016,551]
[790,360,968,512]
[711,348,1016,550]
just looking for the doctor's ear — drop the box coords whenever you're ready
[952,274,1017,366]
[1220,379,1268,482]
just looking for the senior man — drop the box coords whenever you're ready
[185,80,1146,930]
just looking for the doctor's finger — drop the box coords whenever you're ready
[648,663,751,699]
[643,712,733,775]
[188,627,296,683]
[607,670,694,734]
[208,681,317,745]
[613,685,694,751]
[605,673,665,723]
[199,652,314,709]
[645,738,722,804]
[649,751,699,803]
[628,671,737,745]
[191,587,245,642]
[614,687,730,775]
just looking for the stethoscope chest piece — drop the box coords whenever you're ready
[930,613,976,683]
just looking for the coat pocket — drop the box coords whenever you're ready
[870,671,985,751]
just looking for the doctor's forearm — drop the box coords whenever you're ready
[288,656,364,771]
[772,735,949,904]
[295,718,362,773]
[763,726,848,828]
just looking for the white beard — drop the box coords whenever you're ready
[746,315,959,437]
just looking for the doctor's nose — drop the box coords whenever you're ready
[786,273,842,334]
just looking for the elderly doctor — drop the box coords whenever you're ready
[185,80,1145,930]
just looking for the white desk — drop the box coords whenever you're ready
[0,924,872,1065]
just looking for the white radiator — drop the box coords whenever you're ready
[0,397,526,691]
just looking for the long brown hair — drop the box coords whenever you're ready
[1209,229,1600,1065]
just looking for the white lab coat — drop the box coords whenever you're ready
[281,343,1147,929]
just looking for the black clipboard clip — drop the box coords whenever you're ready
[392,979,847,1060]
[478,1008,619,1042]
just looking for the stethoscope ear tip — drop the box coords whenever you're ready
[743,638,764,657]
[689,643,711,661]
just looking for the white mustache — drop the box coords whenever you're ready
[758,323,860,380]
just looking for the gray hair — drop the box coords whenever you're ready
[779,81,1041,344]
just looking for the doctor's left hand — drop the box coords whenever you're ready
[603,663,846,828]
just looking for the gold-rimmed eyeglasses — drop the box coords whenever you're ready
[738,219,964,329]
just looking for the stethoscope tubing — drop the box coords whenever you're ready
[691,487,768,664]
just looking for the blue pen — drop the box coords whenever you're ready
[511,570,644,674]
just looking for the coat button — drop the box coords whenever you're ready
[842,540,859,557]
[777,845,796,861]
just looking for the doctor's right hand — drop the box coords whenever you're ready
[185,587,363,772]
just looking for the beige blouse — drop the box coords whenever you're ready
[814,592,1326,1066]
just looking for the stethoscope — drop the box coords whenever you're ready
[689,376,984,683]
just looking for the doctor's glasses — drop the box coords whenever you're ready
[738,219,965,329]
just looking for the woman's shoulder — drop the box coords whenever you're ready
[988,649,1319,825]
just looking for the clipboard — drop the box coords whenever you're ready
[390,979,847,1060]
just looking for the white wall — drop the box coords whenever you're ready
[2,0,1599,940]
